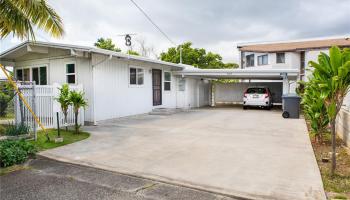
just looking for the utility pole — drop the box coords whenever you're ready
[180,45,183,64]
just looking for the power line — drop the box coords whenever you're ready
[129,0,176,46]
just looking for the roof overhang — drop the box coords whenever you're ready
[0,41,185,70]
[173,68,299,80]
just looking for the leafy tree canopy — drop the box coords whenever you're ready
[94,38,121,52]
[160,42,238,69]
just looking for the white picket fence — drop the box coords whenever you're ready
[15,83,84,129]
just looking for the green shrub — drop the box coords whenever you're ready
[0,125,5,135]
[4,123,30,136]
[0,92,10,117]
[0,139,37,167]
[0,82,11,117]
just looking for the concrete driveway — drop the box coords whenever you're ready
[41,107,326,200]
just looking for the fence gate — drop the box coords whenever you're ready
[15,82,84,130]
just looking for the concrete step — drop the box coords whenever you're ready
[149,108,183,115]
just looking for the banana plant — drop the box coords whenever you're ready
[301,80,329,142]
[69,91,87,134]
[309,46,350,176]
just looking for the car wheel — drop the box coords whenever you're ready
[243,106,247,110]
[282,111,290,118]
[266,106,271,110]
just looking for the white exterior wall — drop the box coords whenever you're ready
[175,78,210,108]
[11,50,210,123]
[304,49,328,81]
[243,52,300,69]
[93,54,154,121]
[92,54,209,121]
[12,48,94,122]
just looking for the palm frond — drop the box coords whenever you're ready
[0,0,64,40]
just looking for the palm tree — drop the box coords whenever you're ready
[69,91,87,134]
[0,0,64,40]
[56,84,71,132]
[309,46,350,176]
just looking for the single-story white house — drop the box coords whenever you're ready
[0,41,213,125]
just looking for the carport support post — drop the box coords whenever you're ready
[282,73,289,95]
[282,73,289,109]
[211,82,215,107]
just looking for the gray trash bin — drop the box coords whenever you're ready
[282,94,301,119]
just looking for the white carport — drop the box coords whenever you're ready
[173,68,299,106]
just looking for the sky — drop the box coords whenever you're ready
[1,0,350,65]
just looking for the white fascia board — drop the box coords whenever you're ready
[173,68,299,80]
[91,48,184,70]
[176,68,299,73]
[1,41,185,70]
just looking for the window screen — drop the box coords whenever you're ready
[39,67,47,85]
[130,67,144,85]
[164,72,171,91]
[258,55,268,65]
[16,69,23,81]
[32,68,39,84]
[66,64,76,84]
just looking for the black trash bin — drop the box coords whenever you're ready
[282,94,301,119]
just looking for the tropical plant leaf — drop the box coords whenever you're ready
[0,0,64,40]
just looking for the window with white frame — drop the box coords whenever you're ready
[276,53,285,64]
[16,67,47,85]
[16,68,30,82]
[32,67,47,85]
[164,72,171,91]
[66,63,76,84]
[16,69,24,81]
[258,54,268,65]
[129,67,144,85]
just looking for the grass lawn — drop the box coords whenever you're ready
[0,129,89,176]
[306,121,350,199]
[0,165,30,176]
[30,129,90,151]
[312,139,350,199]
[0,113,14,120]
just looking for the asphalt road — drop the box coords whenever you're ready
[0,157,237,200]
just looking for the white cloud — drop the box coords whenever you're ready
[1,0,350,63]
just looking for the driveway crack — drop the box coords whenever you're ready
[134,183,158,194]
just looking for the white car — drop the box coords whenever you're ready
[243,86,273,110]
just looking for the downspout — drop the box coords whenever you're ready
[91,54,113,125]
[175,75,178,109]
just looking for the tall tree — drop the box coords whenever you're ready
[309,46,350,176]
[0,0,64,40]
[160,42,238,69]
[136,37,156,58]
[94,38,121,52]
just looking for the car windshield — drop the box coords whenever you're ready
[246,88,266,94]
